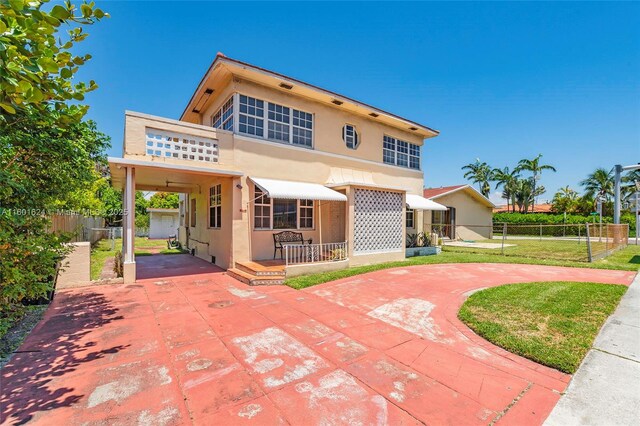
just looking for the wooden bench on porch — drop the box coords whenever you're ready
[273,231,312,260]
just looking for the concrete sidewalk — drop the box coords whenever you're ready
[545,272,640,425]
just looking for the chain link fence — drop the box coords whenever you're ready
[427,223,629,263]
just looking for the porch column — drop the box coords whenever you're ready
[122,166,136,283]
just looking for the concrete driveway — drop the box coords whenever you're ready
[1,255,635,425]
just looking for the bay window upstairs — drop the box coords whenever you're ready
[210,93,314,149]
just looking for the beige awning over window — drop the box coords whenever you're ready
[406,194,448,211]
[250,177,347,201]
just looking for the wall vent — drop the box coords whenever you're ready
[279,82,293,90]
[331,99,344,106]
[369,112,379,118]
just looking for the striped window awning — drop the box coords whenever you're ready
[250,177,347,201]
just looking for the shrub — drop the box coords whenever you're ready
[406,232,432,248]
[493,212,635,236]
[329,248,347,261]
[493,212,601,225]
[0,213,72,309]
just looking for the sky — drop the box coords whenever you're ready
[75,1,640,205]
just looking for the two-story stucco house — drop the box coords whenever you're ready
[108,54,446,284]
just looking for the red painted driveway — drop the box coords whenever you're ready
[1,255,635,425]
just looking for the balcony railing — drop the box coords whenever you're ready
[284,241,348,266]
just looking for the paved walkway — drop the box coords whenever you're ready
[1,255,635,425]
[545,273,640,425]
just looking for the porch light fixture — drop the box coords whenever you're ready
[279,82,293,90]
[331,99,344,106]
[192,88,214,114]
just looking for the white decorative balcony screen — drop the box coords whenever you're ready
[353,188,403,254]
[145,129,218,163]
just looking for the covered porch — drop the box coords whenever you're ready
[228,177,350,284]
[108,156,243,283]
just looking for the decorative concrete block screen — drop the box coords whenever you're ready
[353,188,403,254]
[145,129,218,163]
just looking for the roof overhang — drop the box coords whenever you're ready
[326,181,408,192]
[250,177,347,202]
[146,208,179,213]
[181,54,439,140]
[108,157,243,192]
[406,194,448,211]
[428,185,496,208]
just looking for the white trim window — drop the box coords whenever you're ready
[254,186,271,229]
[406,209,414,228]
[237,94,314,148]
[292,109,313,147]
[299,199,314,228]
[343,124,359,149]
[239,95,265,137]
[211,97,234,131]
[253,185,314,230]
[209,184,222,228]
[267,102,290,143]
[383,135,420,170]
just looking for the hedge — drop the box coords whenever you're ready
[493,212,636,234]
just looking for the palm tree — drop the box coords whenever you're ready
[551,186,579,213]
[462,159,492,197]
[516,154,556,212]
[622,169,640,202]
[580,167,614,201]
[492,166,519,212]
[513,177,546,213]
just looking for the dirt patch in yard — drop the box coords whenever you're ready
[0,305,48,368]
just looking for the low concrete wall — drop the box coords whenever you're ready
[286,259,349,278]
[57,242,91,289]
[405,246,441,257]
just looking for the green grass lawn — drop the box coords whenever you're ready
[90,237,183,280]
[458,281,627,373]
[284,245,640,290]
[445,238,611,262]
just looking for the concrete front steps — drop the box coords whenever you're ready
[227,261,286,286]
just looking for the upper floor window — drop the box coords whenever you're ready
[211,97,234,131]
[209,184,222,228]
[238,94,314,148]
[383,135,420,170]
[239,95,265,137]
[292,109,313,147]
[267,102,290,143]
[343,124,359,149]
